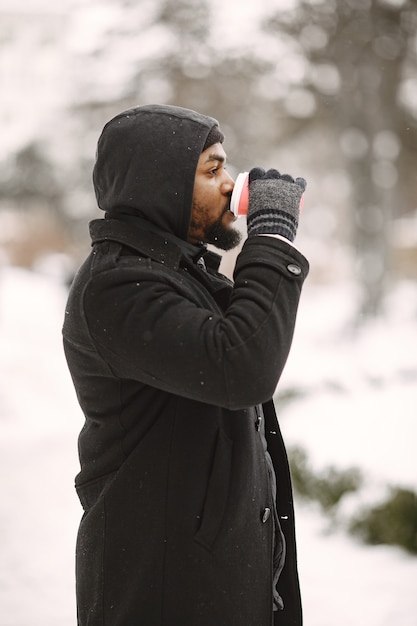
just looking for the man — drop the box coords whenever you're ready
[63,104,309,626]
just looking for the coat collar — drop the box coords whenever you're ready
[89,217,223,272]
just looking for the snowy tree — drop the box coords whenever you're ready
[264,0,417,316]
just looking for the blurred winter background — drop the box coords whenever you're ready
[0,0,416,624]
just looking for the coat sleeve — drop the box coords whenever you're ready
[83,236,309,410]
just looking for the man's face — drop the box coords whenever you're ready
[188,143,242,250]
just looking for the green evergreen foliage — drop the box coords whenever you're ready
[314,466,363,513]
[290,446,417,555]
[350,487,417,554]
[288,445,363,512]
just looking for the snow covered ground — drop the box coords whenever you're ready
[0,265,416,626]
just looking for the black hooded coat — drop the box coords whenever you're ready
[62,104,309,626]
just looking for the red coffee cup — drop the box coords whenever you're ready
[231,172,249,217]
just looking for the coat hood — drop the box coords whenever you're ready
[92,104,223,241]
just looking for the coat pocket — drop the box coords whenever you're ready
[76,471,118,512]
[194,429,233,551]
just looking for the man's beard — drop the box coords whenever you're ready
[204,215,242,251]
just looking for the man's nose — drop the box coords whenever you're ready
[222,170,235,193]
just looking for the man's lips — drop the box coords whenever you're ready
[222,205,237,223]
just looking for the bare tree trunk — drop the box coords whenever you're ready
[335,2,403,317]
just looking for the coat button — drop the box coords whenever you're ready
[262,507,271,523]
[287,263,301,276]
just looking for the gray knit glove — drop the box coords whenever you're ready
[246,167,306,242]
